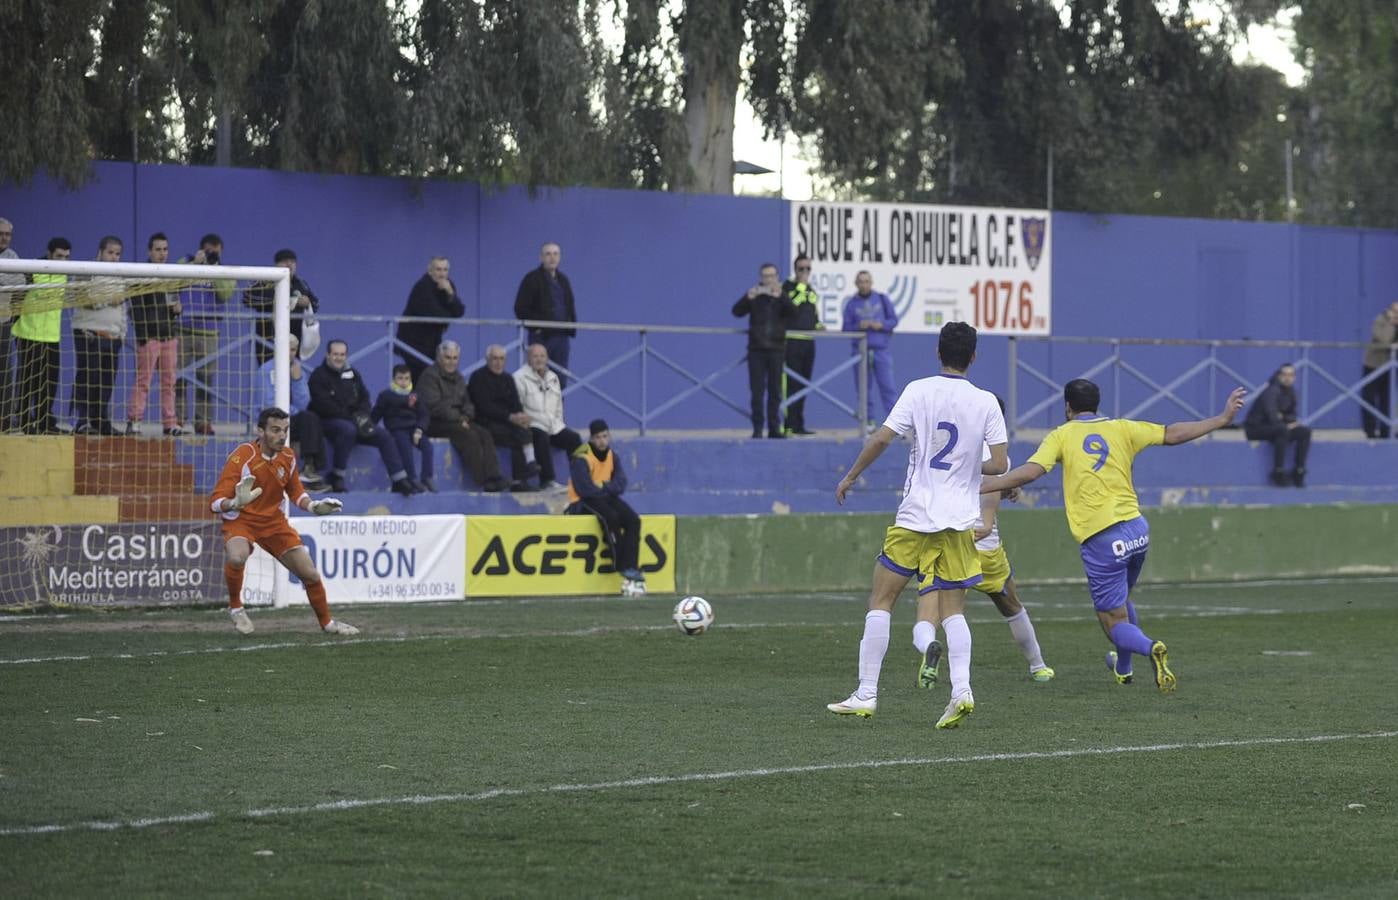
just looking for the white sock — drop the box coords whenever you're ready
[524,445,537,463]
[943,613,972,699]
[856,610,891,699]
[912,619,937,654]
[1005,609,1046,671]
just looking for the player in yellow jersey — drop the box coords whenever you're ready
[981,379,1246,693]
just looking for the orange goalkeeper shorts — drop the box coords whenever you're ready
[222,519,304,560]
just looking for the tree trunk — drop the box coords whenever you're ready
[680,0,745,195]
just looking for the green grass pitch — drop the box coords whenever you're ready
[2,579,1396,897]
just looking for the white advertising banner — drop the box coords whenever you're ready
[789,201,1052,335]
[242,514,465,606]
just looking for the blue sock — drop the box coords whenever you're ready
[1110,622,1156,668]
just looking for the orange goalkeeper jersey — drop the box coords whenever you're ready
[210,442,308,529]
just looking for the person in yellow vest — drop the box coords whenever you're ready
[782,254,822,434]
[566,419,645,596]
[14,236,70,434]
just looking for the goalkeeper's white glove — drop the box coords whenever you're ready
[308,498,343,516]
[227,475,262,511]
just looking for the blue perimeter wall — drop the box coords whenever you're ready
[3,161,1396,432]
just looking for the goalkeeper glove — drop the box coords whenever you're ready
[308,498,343,516]
[227,475,263,511]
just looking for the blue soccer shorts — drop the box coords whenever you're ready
[1078,516,1150,612]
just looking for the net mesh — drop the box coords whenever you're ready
[0,265,289,610]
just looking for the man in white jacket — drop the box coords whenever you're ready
[513,343,582,489]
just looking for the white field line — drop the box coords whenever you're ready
[0,606,1287,667]
[2,729,1394,838]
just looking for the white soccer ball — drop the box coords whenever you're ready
[672,596,714,636]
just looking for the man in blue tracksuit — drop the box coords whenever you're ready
[841,271,899,427]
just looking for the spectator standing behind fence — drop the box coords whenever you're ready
[1361,301,1398,439]
[782,254,822,435]
[513,242,578,388]
[127,232,183,436]
[396,256,463,384]
[71,235,128,435]
[373,363,435,493]
[842,271,900,430]
[14,236,69,435]
[468,344,542,491]
[416,341,508,492]
[244,248,320,366]
[309,339,418,496]
[259,333,326,490]
[514,342,583,490]
[1243,362,1311,487]
[176,233,234,436]
[732,262,795,439]
[0,217,21,432]
[566,419,646,596]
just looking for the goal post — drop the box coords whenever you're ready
[0,257,292,610]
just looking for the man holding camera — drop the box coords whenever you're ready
[244,248,321,366]
[732,262,796,438]
[308,339,416,495]
[176,233,235,435]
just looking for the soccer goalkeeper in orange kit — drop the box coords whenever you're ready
[210,407,359,636]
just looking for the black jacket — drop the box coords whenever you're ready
[397,274,465,358]
[514,267,577,338]
[245,273,320,344]
[782,278,821,332]
[467,367,524,426]
[309,363,372,421]
[372,388,429,432]
[130,288,179,343]
[732,291,796,351]
[1245,372,1298,429]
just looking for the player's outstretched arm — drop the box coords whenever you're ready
[981,462,1046,494]
[835,426,897,505]
[1163,386,1248,445]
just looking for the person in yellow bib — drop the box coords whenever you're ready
[566,419,645,596]
[982,379,1247,694]
[14,236,70,435]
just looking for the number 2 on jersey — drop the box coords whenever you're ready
[1083,433,1110,471]
[929,422,959,470]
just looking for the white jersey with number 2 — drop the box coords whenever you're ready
[882,374,1008,534]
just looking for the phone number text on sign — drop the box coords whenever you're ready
[790,201,1052,336]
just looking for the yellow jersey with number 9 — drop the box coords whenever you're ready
[1027,416,1165,543]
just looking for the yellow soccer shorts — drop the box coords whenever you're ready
[877,525,983,594]
[973,544,1012,596]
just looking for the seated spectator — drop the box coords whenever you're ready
[72,235,129,435]
[513,342,582,489]
[1244,362,1311,487]
[244,248,321,366]
[416,341,508,492]
[396,257,463,383]
[127,232,183,436]
[566,419,645,595]
[467,344,541,491]
[372,363,435,493]
[259,333,326,490]
[308,339,417,495]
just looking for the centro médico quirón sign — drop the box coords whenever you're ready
[790,201,1052,336]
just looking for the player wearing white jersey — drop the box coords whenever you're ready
[918,438,1054,685]
[828,322,1008,729]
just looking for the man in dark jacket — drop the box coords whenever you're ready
[416,341,508,492]
[732,262,795,438]
[565,419,645,596]
[782,254,822,434]
[467,344,542,491]
[513,242,577,387]
[244,248,320,365]
[308,340,415,495]
[1243,362,1311,487]
[397,257,464,383]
